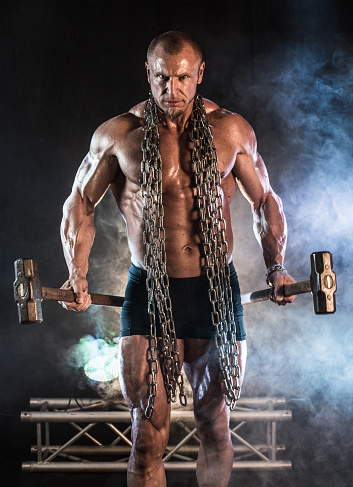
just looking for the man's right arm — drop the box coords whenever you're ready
[229,114,296,305]
[60,124,119,311]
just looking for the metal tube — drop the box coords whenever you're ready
[69,422,102,446]
[22,460,292,472]
[271,421,277,461]
[163,428,197,462]
[44,449,89,463]
[236,397,287,407]
[21,410,292,423]
[29,397,286,409]
[267,417,271,451]
[111,426,131,446]
[35,401,49,463]
[106,423,132,447]
[22,411,131,423]
[231,430,270,462]
[232,421,247,432]
[267,401,274,459]
[36,423,42,463]
[178,422,201,444]
[30,444,285,456]
[43,423,96,463]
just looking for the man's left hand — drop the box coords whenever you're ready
[268,271,296,306]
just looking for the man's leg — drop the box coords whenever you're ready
[118,335,184,487]
[183,338,247,487]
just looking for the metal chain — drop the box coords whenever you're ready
[190,94,241,409]
[141,92,241,417]
[141,93,186,419]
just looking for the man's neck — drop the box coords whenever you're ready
[156,100,195,133]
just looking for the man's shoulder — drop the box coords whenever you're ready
[204,98,250,129]
[128,100,146,118]
[207,99,255,139]
[91,105,146,149]
[97,108,144,135]
[204,98,256,153]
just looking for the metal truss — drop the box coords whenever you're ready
[21,396,292,472]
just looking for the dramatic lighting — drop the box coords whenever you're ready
[79,335,119,382]
[84,354,119,382]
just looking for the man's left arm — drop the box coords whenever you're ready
[231,118,296,305]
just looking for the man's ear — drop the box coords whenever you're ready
[145,62,150,83]
[197,61,205,84]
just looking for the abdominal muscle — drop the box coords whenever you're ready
[123,185,234,279]
[163,216,234,278]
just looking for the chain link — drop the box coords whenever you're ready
[141,92,241,418]
[190,94,241,409]
[141,94,186,418]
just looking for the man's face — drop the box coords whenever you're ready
[146,44,205,120]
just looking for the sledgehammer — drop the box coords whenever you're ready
[13,251,336,324]
[241,251,336,314]
[13,258,124,324]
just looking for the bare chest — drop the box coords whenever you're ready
[115,125,237,191]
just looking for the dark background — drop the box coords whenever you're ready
[1,1,353,486]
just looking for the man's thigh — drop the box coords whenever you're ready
[118,335,185,429]
[183,338,247,409]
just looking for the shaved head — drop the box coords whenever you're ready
[145,31,205,121]
[147,31,203,66]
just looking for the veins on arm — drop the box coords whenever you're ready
[232,121,287,268]
[61,128,119,279]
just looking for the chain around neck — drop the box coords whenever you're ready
[141,92,241,417]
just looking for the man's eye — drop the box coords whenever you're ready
[179,75,187,81]
[159,75,168,80]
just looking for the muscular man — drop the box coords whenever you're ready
[60,31,295,487]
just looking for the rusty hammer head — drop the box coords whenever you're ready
[13,258,43,324]
[310,251,337,314]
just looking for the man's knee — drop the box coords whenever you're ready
[130,409,170,468]
[194,404,231,449]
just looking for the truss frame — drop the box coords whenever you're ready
[21,396,292,472]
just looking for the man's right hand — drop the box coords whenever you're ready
[59,277,92,312]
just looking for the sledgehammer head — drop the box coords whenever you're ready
[310,252,337,314]
[13,258,43,324]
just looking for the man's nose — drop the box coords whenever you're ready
[166,78,179,97]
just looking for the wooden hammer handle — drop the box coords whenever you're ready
[41,287,124,307]
[241,279,311,305]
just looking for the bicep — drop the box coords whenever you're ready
[73,143,119,211]
[233,152,270,210]
[226,113,271,209]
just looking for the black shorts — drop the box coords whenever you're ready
[119,262,246,341]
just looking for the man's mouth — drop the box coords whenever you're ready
[164,100,183,106]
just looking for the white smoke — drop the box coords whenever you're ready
[63,40,353,424]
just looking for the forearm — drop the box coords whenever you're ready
[60,192,96,280]
[252,191,287,268]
